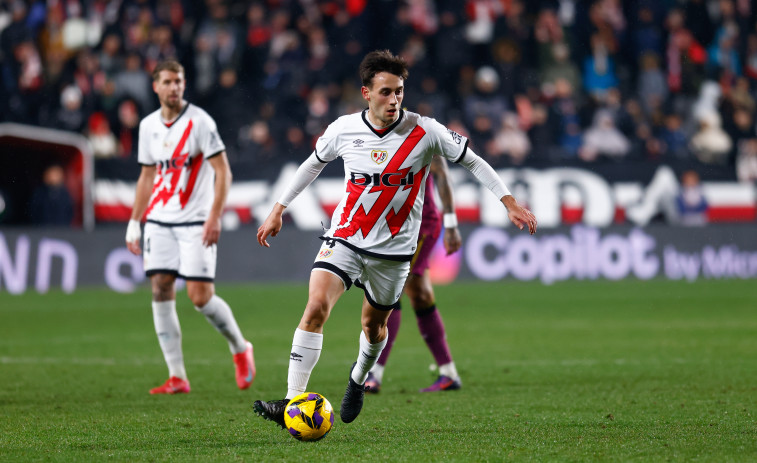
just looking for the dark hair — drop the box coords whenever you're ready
[359,50,409,87]
[152,60,185,81]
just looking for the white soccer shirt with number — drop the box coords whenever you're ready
[316,109,468,261]
[137,103,225,224]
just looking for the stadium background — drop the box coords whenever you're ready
[1,0,757,292]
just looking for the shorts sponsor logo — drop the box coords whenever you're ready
[317,249,333,259]
[371,149,388,164]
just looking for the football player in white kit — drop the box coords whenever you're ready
[253,50,536,426]
[125,60,255,395]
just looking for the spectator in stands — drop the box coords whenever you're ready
[113,53,152,114]
[55,85,86,132]
[87,111,118,158]
[541,42,581,99]
[28,164,73,226]
[583,33,618,99]
[674,170,708,226]
[736,139,757,183]
[637,53,668,115]
[580,109,630,162]
[463,66,507,133]
[488,112,531,166]
[114,98,140,159]
[658,113,689,160]
[690,110,732,164]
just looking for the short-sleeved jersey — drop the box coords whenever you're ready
[317,109,468,261]
[137,103,225,224]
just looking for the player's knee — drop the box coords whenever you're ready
[151,275,175,301]
[410,292,434,310]
[301,300,329,328]
[188,290,212,308]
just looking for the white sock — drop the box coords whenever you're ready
[439,362,460,382]
[152,300,187,380]
[286,328,323,399]
[351,331,387,385]
[196,295,247,354]
[369,363,385,383]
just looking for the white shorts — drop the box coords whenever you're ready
[143,222,216,281]
[312,240,410,310]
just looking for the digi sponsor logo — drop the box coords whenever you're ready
[317,249,333,259]
[370,149,388,164]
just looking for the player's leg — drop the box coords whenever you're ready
[341,257,408,423]
[254,241,354,429]
[144,223,189,394]
[187,281,255,389]
[405,270,461,392]
[287,269,345,398]
[148,272,191,394]
[365,306,400,393]
[181,225,255,389]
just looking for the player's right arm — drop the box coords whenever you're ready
[126,165,156,255]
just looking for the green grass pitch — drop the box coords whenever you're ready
[1,279,755,462]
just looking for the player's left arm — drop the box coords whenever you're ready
[205,151,232,246]
[458,148,537,234]
[430,155,462,255]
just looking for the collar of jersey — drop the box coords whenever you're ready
[361,109,404,138]
[162,102,191,128]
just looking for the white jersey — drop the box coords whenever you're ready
[137,103,225,224]
[317,109,468,261]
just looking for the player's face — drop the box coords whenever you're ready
[362,72,404,127]
[153,70,186,111]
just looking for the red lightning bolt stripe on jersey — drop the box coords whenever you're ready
[137,103,225,224]
[317,109,468,261]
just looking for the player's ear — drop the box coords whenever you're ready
[361,86,370,101]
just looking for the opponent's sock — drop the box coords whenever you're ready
[375,306,401,367]
[416,305,453,367]
[287,328,323,399]
[439,362,460,381]
[351,331,387,385]
[369,363,385,383]
[152,300,187,380]
[196,295,247,354]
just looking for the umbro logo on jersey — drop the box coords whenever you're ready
[290,352,303,362]
[353,139,364,147]
[371,149,388,164]
[317,249,333,259]
[447,129,463,144]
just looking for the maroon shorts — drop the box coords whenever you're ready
[410,218,441,276]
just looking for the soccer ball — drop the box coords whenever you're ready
[284,392,334,441]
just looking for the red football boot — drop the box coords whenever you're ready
[150,376,191,395]
[233,341,256,390]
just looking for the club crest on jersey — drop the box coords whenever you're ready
[370,149,388,164]
[317,249,333,259]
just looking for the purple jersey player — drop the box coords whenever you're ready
[366,155,464,392]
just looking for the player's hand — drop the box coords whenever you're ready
[257,205,285,248]
[125,219,142,255]
[443,227,462,255]
[503,196,537,234]
[203,216,222,247]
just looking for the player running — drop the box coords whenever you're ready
[365,155,464,394]
[253,50,536,427]
[125,60,255,394]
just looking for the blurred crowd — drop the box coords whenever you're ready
[2,0,757,182]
